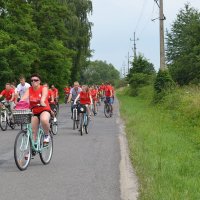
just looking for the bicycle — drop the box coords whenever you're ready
[55,98,59,116]
[78,105,89,136]
[72,103,79,130]
[0,100,16,131]
[104,98,112,118]
[13,108,53,171]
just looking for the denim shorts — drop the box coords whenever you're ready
[106,97,114,105]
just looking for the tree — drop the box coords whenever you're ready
[128,54,155,96]
[166,4,200,85]
[81,60,120,86]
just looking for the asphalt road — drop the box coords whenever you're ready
[0,102,121,200]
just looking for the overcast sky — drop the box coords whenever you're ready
[89,0,200,74]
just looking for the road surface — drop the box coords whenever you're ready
[0,102,125,200]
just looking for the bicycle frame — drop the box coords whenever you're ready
[23,123,46,153]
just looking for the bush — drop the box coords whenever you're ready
[154,69,175,102]
[129,73,154,96]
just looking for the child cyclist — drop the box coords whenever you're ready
[73,85,93,119]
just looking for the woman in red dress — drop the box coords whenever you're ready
[20,74,51,143]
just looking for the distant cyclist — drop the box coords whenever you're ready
[74,85,93,119]
[0,83,16,110]
[64,85,71,104]
[51,84,59,103]
[67,81,82,118]
[104,82,114,115]
[17,75,30,101]
[90,85,98,115]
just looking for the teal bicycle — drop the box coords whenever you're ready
[13,108,53,171]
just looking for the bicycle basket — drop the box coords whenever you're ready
[12,110,32,124]
[78,105,87,113]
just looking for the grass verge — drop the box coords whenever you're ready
[117,86,200,200]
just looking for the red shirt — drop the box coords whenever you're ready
[1,89,15,101]
[99,85,105,91]
[51,88,58,98]
[80,91,91,105]
[91,89,98,101]
[105,85,112,97]
[29,86,51,114]
[64,87,70,94]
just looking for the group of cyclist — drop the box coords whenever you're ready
[64,81,115,118]
[0,74,115,142]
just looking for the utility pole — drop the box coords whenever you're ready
[128,52,130,74]
[133,32,137,59]
[159,0,165,70]
[130,32,139,60]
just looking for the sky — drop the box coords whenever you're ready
[89,0,200,75]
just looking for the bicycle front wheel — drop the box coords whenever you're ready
[0,110,8,131]
[104,104,111,118]
[39,133,53,165]
[79,114,84,136]
[14,130,31,171]
[51,120,58,135]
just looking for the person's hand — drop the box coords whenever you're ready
[40,101,46,107]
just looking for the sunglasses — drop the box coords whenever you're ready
[31,79,39,82]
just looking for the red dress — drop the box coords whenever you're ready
[29,86,51,114]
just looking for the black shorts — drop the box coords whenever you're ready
[33,110,51,119]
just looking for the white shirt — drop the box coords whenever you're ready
[17,82,30,98]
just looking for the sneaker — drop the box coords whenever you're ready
[43,135,50,144]
[53,117,57,123]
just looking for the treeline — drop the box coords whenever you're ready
[0,0,92,90]
[127,4,200,98]
[81,60,120,86]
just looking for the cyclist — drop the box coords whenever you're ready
[67,81,82,118]
[43,83,57,123]
[51,84,59,103]
[11,82,18,104]
[0,83,15,110]
[90,85,98,115]
[64,85,70,104]
[19,74,51,144]
[104,82,114,114]
[17,75,30,101]
[74,85,93,119]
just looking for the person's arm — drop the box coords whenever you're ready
[90,94,93,105]
[50,92,54,103]
[74,94,80,105]
[21,89,29,101]
[67,94,72,103]
[40,86,48,106]
[9,92,15,102]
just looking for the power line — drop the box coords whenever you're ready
[134,0,146,32]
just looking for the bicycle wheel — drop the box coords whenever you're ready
[14,130,31,171]
[0,110,8,131]
[104,103,111,118]
[85,116,89,134]
[56,103,59,116]
[8,115,16,129]
[39,132,53,165]
[79,114,84,136]
[51,122,58,135]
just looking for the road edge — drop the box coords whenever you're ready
[116,102,139,200]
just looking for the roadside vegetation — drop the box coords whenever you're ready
[118,4,200,199]
[118,85,200,200]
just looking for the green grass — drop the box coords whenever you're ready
[117,86,200,200]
